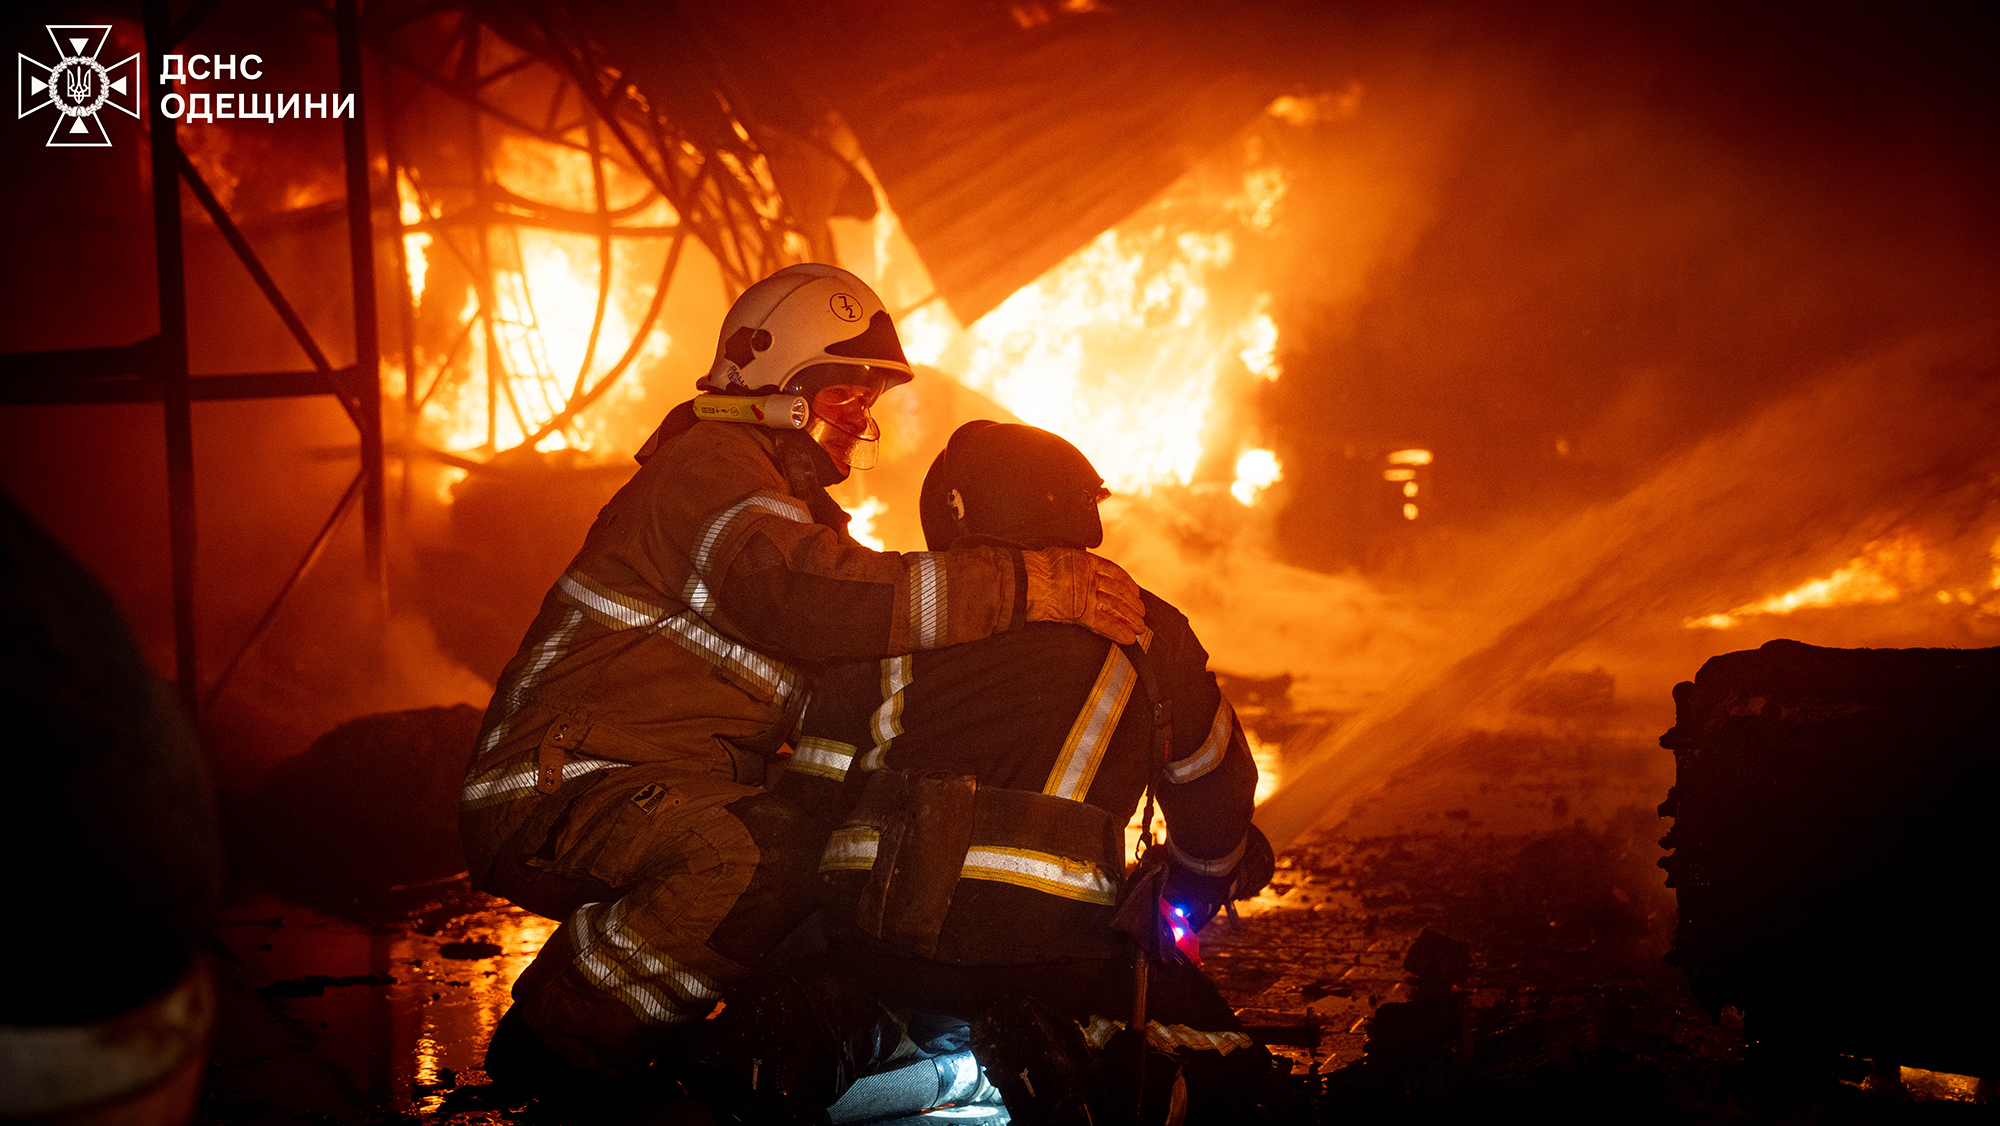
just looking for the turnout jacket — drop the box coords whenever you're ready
[460,419,1028,877]
[779,589,1258,965]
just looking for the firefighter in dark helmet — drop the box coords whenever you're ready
[460,266,1146,1092]
[770,420,1274,1123]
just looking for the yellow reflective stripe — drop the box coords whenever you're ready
[1165,699,1235,784]
[657,612,801,703]
[818,831,1114,905]
[819,826,879,872]
[1148,1022,1254,1055]
[558,570,800,705]
[1077,1017,1253,1056]
[790,736,857,781]
[1081,1015,1124,1050]
[961,845,1117,905]
[686,493,811,615]
[559,570,670,629]
[861,656,912,769]
[1042,648,1136,801]
[473,607,585,769]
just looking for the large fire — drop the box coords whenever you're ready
[1684,531,1980,630]
[403,97,1296,531]
[398,112,1299,854]
[397,132,674,462]
[895,156,1290,500]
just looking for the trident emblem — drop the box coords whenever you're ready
[17,25,142,148]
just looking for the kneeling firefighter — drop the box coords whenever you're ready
[459,266,1147,1096]
[727,421,1274,1124]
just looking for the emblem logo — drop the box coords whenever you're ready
[18,25,142,148]
[829,293,862,322]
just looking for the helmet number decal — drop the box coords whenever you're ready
[829,292,863,322]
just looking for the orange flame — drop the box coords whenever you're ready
[1231,448,1282,505]
[897,159,1287,499]
[847,496,888,551]
[1685,532,1934,629]
[409,133,672,460]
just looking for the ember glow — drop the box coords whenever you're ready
[1231,448,1283,506]
[847,496,888,551]
[949,229,1233,491]
[1685,532,1936,629]
[401,97,1292,524]
[396,171,432,307]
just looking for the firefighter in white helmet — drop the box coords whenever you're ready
[460,263,1145,1097]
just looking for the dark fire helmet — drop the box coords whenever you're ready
[919,421,1109,551]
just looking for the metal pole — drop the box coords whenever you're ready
[145,0,198,719]
[336,0,388,612]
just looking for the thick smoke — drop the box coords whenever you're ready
[1095,4,2000,844]
[1255,341,2000,847]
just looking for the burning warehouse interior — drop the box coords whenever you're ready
[3,0,1998,1121]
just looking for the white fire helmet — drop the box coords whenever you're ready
[699,263,914,396]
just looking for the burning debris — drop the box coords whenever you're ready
[4,0,1999,1122]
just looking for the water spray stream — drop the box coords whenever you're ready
[1256,335,2000,849]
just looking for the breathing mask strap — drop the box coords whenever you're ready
[774,430,856,541]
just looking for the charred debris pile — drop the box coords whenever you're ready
[1660,639,1999,1083]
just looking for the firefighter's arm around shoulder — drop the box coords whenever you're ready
[645,421,1142,660]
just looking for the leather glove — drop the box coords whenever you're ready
[1022,548,1144,644]
[1164,862,1235,928]
[1228,825,1276,901]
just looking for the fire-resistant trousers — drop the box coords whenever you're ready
[475,758,823,1075]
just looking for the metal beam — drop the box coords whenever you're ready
[337,0,388,606]
[0,368,367,406]
[144,0,199,720]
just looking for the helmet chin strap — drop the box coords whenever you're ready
[774,431,857,534]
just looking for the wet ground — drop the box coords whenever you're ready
[192,817,1988,1124]
[188,684,1991,1124]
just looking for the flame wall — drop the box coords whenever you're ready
[3,0,1996,834]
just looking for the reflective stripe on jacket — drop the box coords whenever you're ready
[781,590,1257,965]
[460,420,1028,879]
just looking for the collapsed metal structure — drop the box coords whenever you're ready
[367,1,826,458]
[0,0,1278,719]
[0,0,831,718]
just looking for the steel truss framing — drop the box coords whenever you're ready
[368,1,807,460]
[0,0,384,720]
[0,0,814,720]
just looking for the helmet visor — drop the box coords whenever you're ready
[807,382,883,473]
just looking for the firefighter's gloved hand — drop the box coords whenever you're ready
[1164,862,1234,929]
[1023,548,1144,644]
[1165,826,1277,928]
[1229,825,1276,900]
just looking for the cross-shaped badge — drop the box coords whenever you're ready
[18,25,142,148]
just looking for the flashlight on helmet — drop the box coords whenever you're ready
[692,393,810,429]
